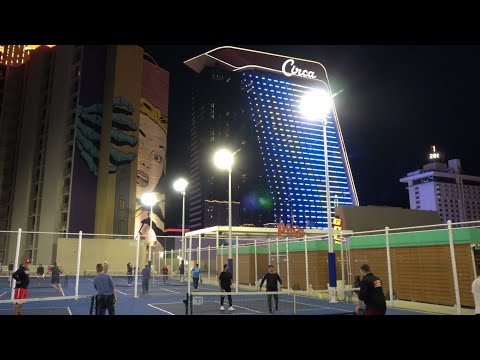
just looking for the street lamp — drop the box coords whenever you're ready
[300,89,337,303]
[214,149,234,276]
[173,178,188,281]
[141,192,157,271]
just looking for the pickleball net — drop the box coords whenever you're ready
[188,290,356,315]
[0,295,95,315]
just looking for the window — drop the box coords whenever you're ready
[118,220,124,235]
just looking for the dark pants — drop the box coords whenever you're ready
[142,279,149,294]
[127,275,133,285]
[220,287,232,307]
[163,275,168,283]
[96,294,115,315]
[267,289,279,311]
[193,277,199,290]
[365,306,386,315]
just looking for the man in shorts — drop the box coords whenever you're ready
[12,259,30,315]
[50,262,62,294]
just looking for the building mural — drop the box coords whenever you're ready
[135,61,169,252]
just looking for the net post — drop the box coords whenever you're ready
[170,250,173,279]
[235,236,239,293]
[90,295,96,315]
[189,292,193,315]
[447,220,462,314]
[385,227,394,309]
[75,230,82,297]
[183,293,189,315]
[293,292,296,315]
[11,228,22,301]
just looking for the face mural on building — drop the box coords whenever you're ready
[136,97,167,195]
[135,97,168,250]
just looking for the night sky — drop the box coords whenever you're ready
[141,45,480,229]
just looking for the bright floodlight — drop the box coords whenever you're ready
[214,149,234,170]
[173,178,188,192]
[141,192,157,206]
[300,90,331,120]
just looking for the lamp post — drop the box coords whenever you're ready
[173,178,188,280]
[300,89,337,303]
[141,192,157,271]
[214,149,234,276]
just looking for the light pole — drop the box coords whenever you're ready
[141,192,157,271]
[214,149,234,276]
[173,178,188,281]
[300,89,337,303]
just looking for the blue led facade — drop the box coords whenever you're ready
[242,70,355,229]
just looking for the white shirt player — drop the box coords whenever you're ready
[472,276,480,315]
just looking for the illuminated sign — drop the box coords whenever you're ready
[332,217,342,244]
[282,59,317,79]
[24,45,56,51]
[277,222,305,238]
[429,145,440,160]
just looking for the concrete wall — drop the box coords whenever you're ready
[56,237,147,275]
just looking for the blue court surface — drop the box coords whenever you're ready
[0,275,432,315]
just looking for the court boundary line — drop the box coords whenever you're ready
[148,303,175,315]
[195,299,261,314]
[160,288,181,294]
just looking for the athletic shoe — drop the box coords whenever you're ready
[228,306,235,311]
[220,306,225,311]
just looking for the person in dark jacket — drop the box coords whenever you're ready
[218,264,234,311]
[355,263,386,315]
[259,265,282,313]
[50,262,62,294]
[37,264,45,278]
[12,259,30,315]
[141,264,151,294]
[127,262,133,286]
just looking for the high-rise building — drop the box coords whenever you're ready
[0,45,55,66]
[0,45,170,264]
[185,46,358,231]
[400,154,480,223]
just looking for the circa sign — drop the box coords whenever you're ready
[277,222,305,238]
[281,59,317,79]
